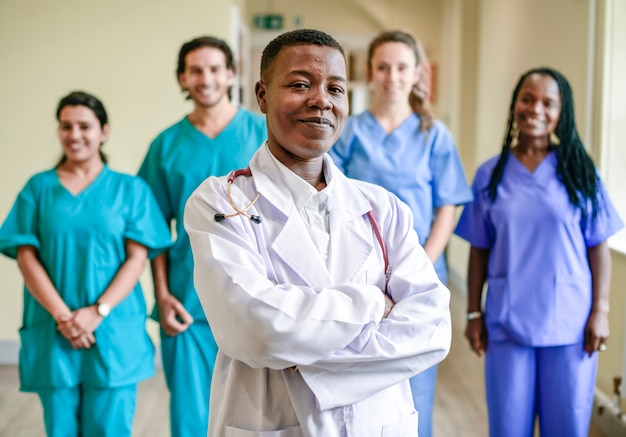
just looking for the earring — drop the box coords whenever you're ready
[510,122,519,149]
[550,131,560,145]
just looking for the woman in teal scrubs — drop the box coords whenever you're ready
[0,91,171,437]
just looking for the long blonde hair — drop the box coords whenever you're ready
[367,30,434,131]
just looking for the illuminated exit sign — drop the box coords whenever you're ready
[253,14,284,30]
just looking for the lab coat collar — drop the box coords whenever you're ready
[249,143,372,221]
[249,144,376,287]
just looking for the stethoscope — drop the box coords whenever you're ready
[215,167,391,294]
[214,167,262,224]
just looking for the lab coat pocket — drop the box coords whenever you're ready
[19,322,78,390]
[224,425,303,437]
[381,410,418,436]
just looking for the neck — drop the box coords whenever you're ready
[369,99,412,133]
[516,137,552,156]
[188,99,236,128]
[58,158,104,176]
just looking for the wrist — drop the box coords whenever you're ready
[96,301,111,318]
[466,310,482,321]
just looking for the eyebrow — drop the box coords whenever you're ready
[287,70,347,83]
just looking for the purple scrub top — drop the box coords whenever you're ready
[455,152,623,346]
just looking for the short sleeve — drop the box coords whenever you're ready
[137,139,173,221]
[124,177,172,259]
[454,165,495,249]
[0,179,41,259]
[581,177,624,247]
[430,123,473,208]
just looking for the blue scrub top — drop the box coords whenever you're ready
[329,110,472,283]
[455,152,623,346]
[0,166,172,391]
[138,108,267,321]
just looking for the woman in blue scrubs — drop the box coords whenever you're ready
[329,30,472,437]
[0,91,171,437]
[455,68,623,437]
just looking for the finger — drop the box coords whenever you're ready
[173,303,194,325]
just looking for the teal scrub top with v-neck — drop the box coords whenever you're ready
[137,109,266,321]
[0,165,172,391]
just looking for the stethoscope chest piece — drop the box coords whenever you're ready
[214,167,262,224]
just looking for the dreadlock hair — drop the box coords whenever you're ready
[486,67,599,219]
[367,30,434,131]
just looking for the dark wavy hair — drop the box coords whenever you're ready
[486,67,599,218]
[56,90,109,165]
[177,35,236,99]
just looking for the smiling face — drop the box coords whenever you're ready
[369,41,420,105]
[178,46,234,109]
[255,44,348,166]
[513,73,561,144]
[58,105,109,165]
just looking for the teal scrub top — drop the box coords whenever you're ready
[0,166,172,391]
[138,109,266,321]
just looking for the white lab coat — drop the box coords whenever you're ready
[184,145,451,437]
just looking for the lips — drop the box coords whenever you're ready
[300,116,334,128]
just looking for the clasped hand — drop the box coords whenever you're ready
[56,306,102,350]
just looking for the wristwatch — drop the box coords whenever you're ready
[96,302,111,318]
[466,310,482,321]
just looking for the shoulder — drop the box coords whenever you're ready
[233,108,267,138]
[472,155,501,186]
[104,168,151,191]
[236,107,265,124]
[336,111,371,145]
[22,168,56,191]
[427,119,456,145]
[149,118,188,146]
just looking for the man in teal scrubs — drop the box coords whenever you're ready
[138,36,266,437]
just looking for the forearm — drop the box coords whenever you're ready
[467,246,489,312]
[150,252,171,301]
[98,241,148,308]
[423,205,456,263]
[17,246,70,321]
[588,241,611,315]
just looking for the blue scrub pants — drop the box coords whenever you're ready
[409,364,438,437]
[38,383,137,437]
[161,321,218,437]
[485,340,597,437]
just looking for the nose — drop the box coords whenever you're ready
[69,126,81,139]
[307,86,332,110]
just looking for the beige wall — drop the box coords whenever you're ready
[0,0,236,349]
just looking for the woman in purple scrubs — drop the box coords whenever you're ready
[455,67,623,437]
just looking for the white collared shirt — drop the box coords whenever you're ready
[266,145,332,262]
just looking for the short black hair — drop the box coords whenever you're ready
[260,29,345,82]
